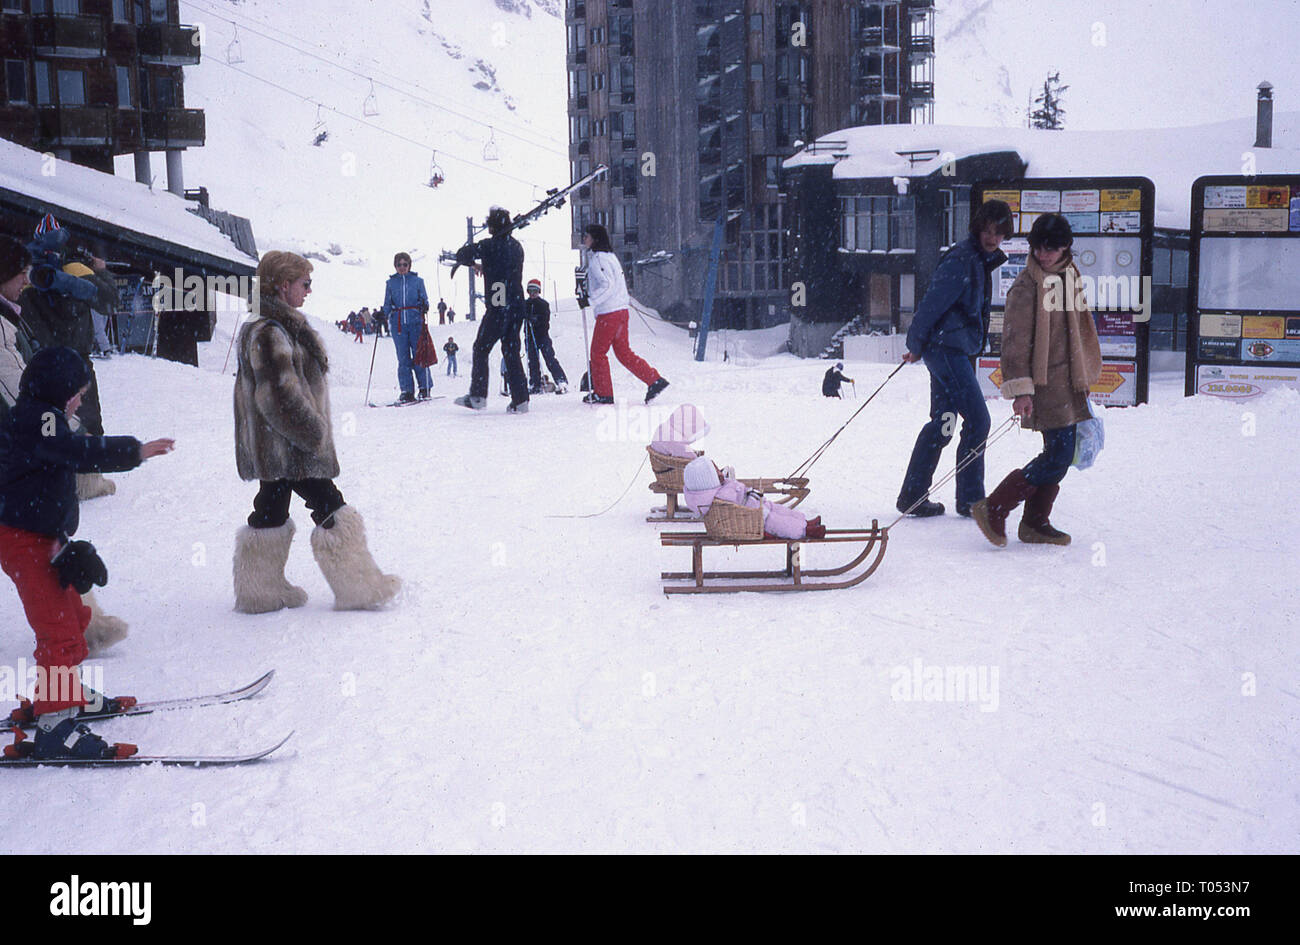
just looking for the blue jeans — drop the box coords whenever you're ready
[392,317,431,394]
[899,346,991,509]
[1023,426,1076,487]
[446,353,457,376]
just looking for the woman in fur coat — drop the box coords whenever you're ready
[232,251,400,612]
[972,214,1102,547]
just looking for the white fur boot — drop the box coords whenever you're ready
[233,520,309,614]
[310,506,401,611]
[76,472,117,501]
[82,590,128,655]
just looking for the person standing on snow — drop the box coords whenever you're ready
[0,236,129,656]
[580,224,668,405]
[382,252,433,402]
[0,346,174,760]
[822,362,854,398]
[443,336,458,377]
[972,213,1101,548]
[523,278,568,395]
[232,251,400,614]
[453,207,530,413]
[895,200,1013,518]
[437,298,447,325]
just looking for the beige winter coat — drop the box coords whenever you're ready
[234,294,339,482]
[999,254,1103,431]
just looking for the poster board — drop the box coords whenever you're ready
[973,178,1153,406]
[1186,175,1300,397]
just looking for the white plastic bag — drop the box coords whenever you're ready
[1073,399,1105,470]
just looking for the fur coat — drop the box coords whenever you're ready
[999,254,1103,431]
[234,293,339,482]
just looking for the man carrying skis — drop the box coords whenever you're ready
[453,207,529,413]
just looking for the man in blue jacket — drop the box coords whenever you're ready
[897,200,1013,517]
[382,252,432,402]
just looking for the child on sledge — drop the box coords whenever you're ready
[681,455,825,540]
[0,346,174,760]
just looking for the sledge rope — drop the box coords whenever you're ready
[887,415,1021,530]
[546,455,649,519]
[788,362,904,480]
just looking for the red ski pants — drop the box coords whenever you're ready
[0,524,90,714]
[589,309,660,398]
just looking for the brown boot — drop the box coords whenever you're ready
[1018,483,1071,545]
[970,469,1036,547]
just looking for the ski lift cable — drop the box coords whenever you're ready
[213,59,554,191]
[185,0,569,158]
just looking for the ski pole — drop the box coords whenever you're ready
[887,415,1021,530]
[363,328,380,405]
[788,362,904,480]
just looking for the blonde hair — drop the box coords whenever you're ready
[257,250,313,297]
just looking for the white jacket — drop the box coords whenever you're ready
[585,251,629,315]
[0,297,26,409]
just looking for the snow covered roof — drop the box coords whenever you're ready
[0,137,257,272]
[784,113,1300,230]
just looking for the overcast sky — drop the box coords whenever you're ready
[935,0,1300,130]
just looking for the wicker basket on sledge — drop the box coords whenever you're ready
[702,498,765,541]
[647,446,705,493]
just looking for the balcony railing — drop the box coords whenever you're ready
[32,14,103,59]
[142,107,205,148]
[36,105,111,146]
[138,23,202,66]
[906,35,934,54]
[908,81,934,99]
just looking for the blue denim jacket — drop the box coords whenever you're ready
[383,272,428,333]
[906,234,1008,357]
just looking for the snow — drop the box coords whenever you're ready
[784,115,1300,230]
[1,305,1295,853]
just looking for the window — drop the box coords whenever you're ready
[115,65,131,107]
[750,112,764,131]
[591,71,605,91]
[56,68,85,105]
[841,195,915,252]
[113,0,129,21]
[3,0,24,12]
[149,0,166,23]
[5,61,26,104]
[153,72,174,108]
[137,65,149,108]
[750,63,763,81]
[940,186,970,248]
[750,13,763,32]
[34,61,51,104]
[589,26,604,45]
[53,0,82,13]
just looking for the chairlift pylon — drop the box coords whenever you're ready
[226,24,244,65]
[483,127,500,162]
[427,151,445,188]
[362,79,379,117]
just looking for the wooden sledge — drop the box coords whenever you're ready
[659,499,888,594]
[646,446,810,523]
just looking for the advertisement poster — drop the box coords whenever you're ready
[1291,195,1300,232]
[1241,338,1300,362]
[1247,186,1290,209]
[1089,361,1136,406]
[983,190,1021,211]
[1100,189,1142,211]
[1196,364,1300,398]
[1100,211,1140,233]
[1061,190,1101,212]
[1204,185,1248,209]
[1203,208,1290,232]
[1198,337,1238,361]
[1020,190,1061,213]
[1198,313,1242,338]
[1062,212,1099,233]
[1242,316,1285,338]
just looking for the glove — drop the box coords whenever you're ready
[577,293,590,308]
[52,540,108,594]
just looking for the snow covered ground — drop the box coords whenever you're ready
[2,303,1295,853]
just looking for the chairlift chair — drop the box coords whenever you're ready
[363,79,379,117]
[483,127,500,162]
[226,24,244,65]
[427,151,445,188]
[310,104,329,146]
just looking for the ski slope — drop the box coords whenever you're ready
[0,303,1294,853]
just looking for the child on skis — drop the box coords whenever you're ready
[0,346,173,760]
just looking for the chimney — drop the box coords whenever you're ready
[1255,81,1273,148]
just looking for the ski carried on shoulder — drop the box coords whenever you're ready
[0,732,294,767]
[6,670,275,729]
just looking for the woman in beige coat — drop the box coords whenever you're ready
[232,250,400,612]
[972,214,1102,547]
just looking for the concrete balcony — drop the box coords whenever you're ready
[138,23,202,66]
[36,105,112,146]
[142,107,205,148]
[32,14,103,59]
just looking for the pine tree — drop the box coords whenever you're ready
[1030,71,1068,130]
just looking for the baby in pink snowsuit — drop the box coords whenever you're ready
[682,456,824,540]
